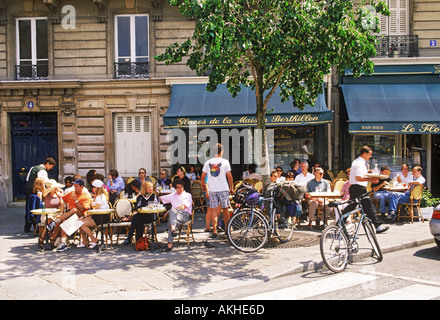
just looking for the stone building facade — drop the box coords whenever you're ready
[0,0,439,204]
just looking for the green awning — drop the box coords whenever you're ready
[163,84,333,129]
[341,84,440,134]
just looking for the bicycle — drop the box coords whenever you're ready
[226,182,299,253]
[320,191,383,273]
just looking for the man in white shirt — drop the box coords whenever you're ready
[201,143,234,238]
[294,161,314,186]
[396,163,413,184]
[387,165,425,222]
[345,146,388,233]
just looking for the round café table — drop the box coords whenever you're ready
[308,191,342,228]
[136,207,166,245]
[31,208,60,250]
[87,208,115,252]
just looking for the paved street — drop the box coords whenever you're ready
[199,243,440,300]
[0,205,436,301]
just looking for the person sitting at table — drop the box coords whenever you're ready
[372,165,392,219]
[186,164,200,182]
[157,169,172,189]
[107,169,125,204]
[305,167,333,229]
[340,168,351,202]
[124,179,141,198]
[386,165,425,223]
[122,181,160,246]
[77,179,110,248]
[294,161,314,186]
[176,166,191,193]
[51,179,92,252]
[275,166,286,183]
[159,179,193,252]
[62,176,73,191]
[39,180,65,249]
[33,177,45,201]
[396,163,413,185]
[136,168,151,185]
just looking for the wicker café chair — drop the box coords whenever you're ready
[397,184,424,223]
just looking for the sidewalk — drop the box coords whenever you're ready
[0,205,434,300]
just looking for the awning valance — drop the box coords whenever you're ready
[163,84,333,129]
[341,84,440,134]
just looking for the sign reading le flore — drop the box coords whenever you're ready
[175,113,332,128]
[352,123,440,134]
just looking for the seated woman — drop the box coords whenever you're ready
[159,179,192,252]
[123,181,160,246]
[78,179,110,248]
[40,180,65,249]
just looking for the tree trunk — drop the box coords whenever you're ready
[255,84,271,187]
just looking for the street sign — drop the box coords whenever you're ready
[430,40,437,47]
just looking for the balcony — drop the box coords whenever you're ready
[114,62,150,79]
[375,35,418,58]
[15,62,48,80]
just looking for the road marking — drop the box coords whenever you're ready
[239,272,377,300]
[365,284,440,300]
[359,270,440,287]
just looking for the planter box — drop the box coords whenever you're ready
[420,207,434,220]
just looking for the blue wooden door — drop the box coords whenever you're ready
[10,113,58,201]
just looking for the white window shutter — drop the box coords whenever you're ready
[114,113,152,177]
[388,0,408,35]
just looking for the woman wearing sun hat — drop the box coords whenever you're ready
[39,179,65,249]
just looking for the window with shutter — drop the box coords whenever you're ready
[378,0,409,36]
[114,113,152,177]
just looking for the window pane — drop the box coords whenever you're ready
[18,20,31,60]
[36,19,48,60]
[117,16,131,57]
[135,16,148,58]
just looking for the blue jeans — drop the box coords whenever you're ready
[373,191,393,214]
[389,191,418,212]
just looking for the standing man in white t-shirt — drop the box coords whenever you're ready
[201,143,234,238]
[345,146,389,233]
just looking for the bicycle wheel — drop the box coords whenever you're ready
[363,219,383,262]
[226,209,269,253]
[320,224,350,273]
[273,214,295,243]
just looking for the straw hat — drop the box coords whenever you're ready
[43,179,65,197]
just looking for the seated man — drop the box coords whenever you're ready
[305,167,333,228]
[387,165,425,223]
[396,163,413,185]
[157,169,172,189]
[50,179,92,252]
[159,179,192,252]
[294,161,314,186]
[372,165,392,219]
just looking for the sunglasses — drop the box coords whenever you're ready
[139,172,146,174]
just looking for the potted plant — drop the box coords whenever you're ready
[420,188,440,219]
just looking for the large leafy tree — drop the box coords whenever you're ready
[156,0,389,184]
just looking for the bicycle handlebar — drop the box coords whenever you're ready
[328,190,373,208]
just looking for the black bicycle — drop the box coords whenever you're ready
[320,192,383,273]
[226,183,296,252]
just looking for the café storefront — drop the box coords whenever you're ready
[163,84,333,179]
[340,81,440,194]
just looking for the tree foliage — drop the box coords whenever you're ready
[156,0,389,179]
[156,0,388,111]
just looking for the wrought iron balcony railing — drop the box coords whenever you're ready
[15,62,49,80]
[114,62,150,79]
[375,35,418,58]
